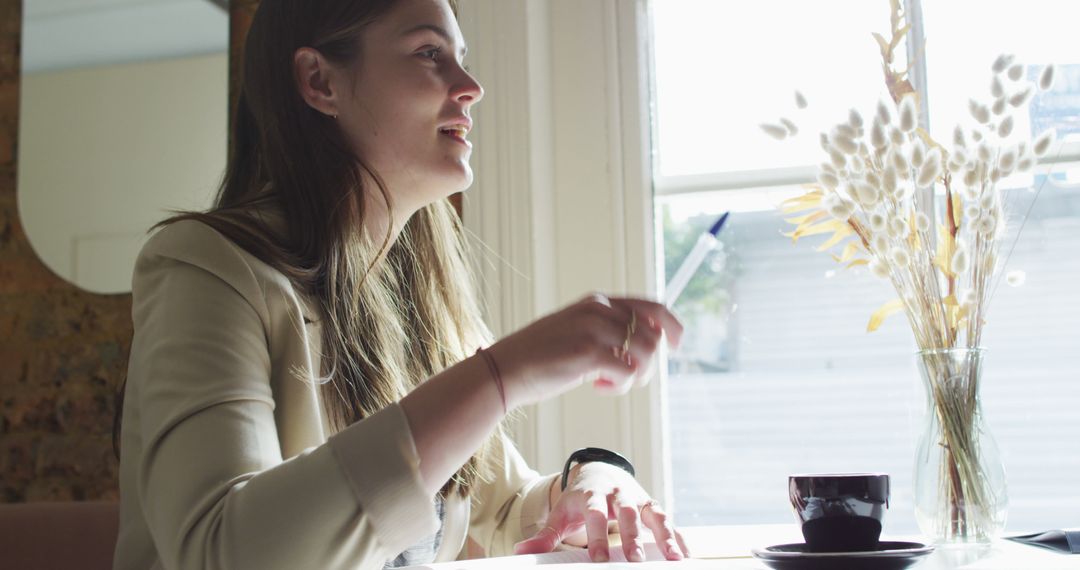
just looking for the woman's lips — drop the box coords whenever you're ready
[439,128,471,147]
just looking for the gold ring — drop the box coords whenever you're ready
[620,311,637,359]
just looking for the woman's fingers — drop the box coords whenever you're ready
[578,294,673,368]
[626,321,664,387]
[583,490,612,562]
[674,529,691,558]
[610,297,684,348]
[512,526,560,555]
[605,297,683,388]
[591,348,639,395]
[579,312,629,349]
[641,502,684,560]
[513,507,567,555]
[613,490,645,562]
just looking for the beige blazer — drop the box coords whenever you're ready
[113,218,558,570]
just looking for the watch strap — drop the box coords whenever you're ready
[560,447,635,491]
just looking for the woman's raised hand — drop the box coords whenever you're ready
[486,294,683,409]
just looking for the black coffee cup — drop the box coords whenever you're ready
[788,473,890,552]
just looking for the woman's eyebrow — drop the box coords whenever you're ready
[400,23,468,58]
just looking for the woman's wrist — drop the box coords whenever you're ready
[400,352,509,495]
[473,347,507,413]
[549,463,583,507]
[482,341,527,411]
[465,351,511,418]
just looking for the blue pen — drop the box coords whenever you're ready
[663,212,729,307]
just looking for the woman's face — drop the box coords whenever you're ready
[339,0,482,220]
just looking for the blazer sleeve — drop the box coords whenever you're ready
[465,433,560,557]
[128,222,438,570]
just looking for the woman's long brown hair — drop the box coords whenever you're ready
[114,0,499,497]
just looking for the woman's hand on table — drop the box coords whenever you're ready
[513,462,690,563]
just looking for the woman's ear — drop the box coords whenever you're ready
[294,47,340,118]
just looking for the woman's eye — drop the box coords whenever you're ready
[419,47,442,61]
[417,45,471,73]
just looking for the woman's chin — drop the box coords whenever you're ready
[444,164,474,194]
[413,176,473,209]
[408,162,473,206]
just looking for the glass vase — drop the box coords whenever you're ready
[913,348,1007,545]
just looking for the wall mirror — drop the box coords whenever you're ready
[18,0,229,294]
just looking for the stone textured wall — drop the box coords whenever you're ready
[0,0,263,503]
[0,0,134,502]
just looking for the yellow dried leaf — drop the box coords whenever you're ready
[947,303,964,335]
[780,191,824,214]
[867,299,906,332]
[951,192,963,227]
[785,210,828,226]
[846,258,870,269]
[780,189,823,206]
[915,127,945,154]
[872,32,890,58]
[782,203,823,215]
[892,77,917,99]
[907,210,921,251]
[787,219,848,242]
[890,24,911,51]
[816,227,855,251]
[837,241,861,263]
[933,223,956,277]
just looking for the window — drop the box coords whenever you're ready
[651,0,1080,533]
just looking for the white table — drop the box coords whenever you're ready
[404,525,1080,569]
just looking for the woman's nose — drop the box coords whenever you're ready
[453,68,484,105]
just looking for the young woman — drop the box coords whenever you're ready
[112,1,687,568]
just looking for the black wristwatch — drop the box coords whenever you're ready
[561,447,636,491]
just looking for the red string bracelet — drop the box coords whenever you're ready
[474,347,507,414]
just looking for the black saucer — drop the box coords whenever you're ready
[751,541,934,570]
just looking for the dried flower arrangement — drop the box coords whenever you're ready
[762,0,1060,544]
